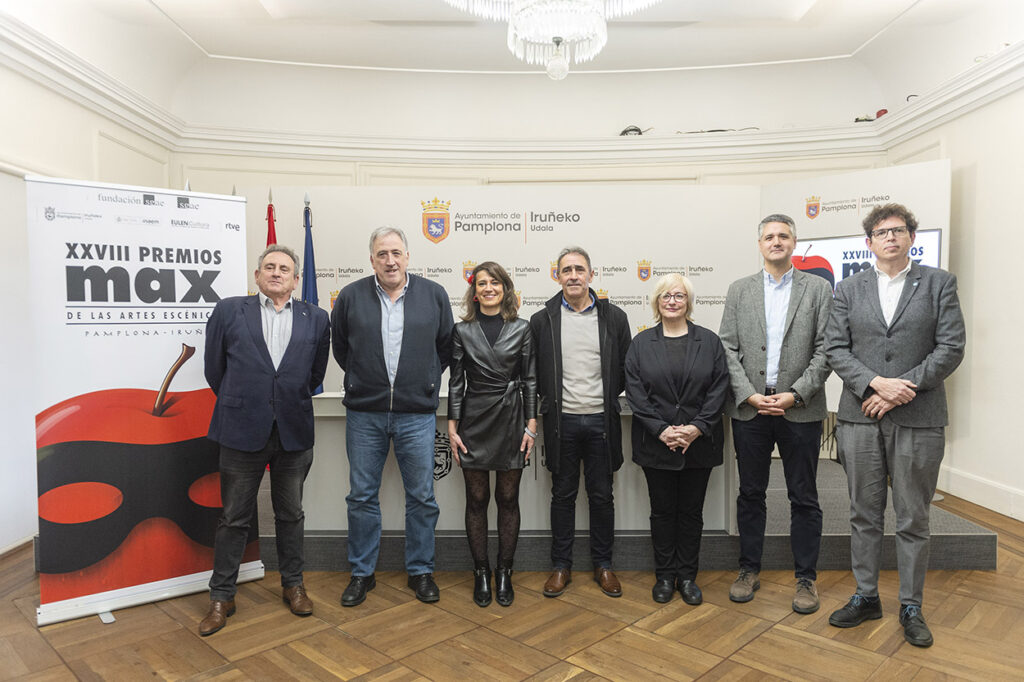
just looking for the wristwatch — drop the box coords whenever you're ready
[792,391,804,408]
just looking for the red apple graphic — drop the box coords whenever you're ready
[36,344,259,604]
[792,254,835,288]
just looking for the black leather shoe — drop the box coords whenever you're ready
[651,579,675,603]
[341,574,375,607]
[678,579,703,606]
[829,594,882,627]
[899,604,934,648]
[472,567,492,607]
[408,573,440,603]
[495,568,514,607]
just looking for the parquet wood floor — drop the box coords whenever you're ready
[2,492,1022,681]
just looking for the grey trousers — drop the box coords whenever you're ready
[836,418,945,606]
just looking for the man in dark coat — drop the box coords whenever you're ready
[530,246,631,599]
[331,227,454,606]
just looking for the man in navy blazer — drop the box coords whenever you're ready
[200,244,331,636]
[825,203,965,648]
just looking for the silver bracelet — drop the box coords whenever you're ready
[524,427,537,438]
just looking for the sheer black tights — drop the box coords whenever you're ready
[463,468,523,569]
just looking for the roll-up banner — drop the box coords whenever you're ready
[26,177,252,625]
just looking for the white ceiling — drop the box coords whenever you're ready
[128,0,964,73]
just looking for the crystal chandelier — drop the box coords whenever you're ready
[444,0,664,79]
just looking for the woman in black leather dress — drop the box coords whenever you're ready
[448,261,537,607]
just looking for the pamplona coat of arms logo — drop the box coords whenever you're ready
[421,197,451,244]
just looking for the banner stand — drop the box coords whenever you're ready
[37,561,263,626]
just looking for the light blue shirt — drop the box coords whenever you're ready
[561,292,597,312]
[257,292,293,370]
[764,267,794,388]
[376,276,408,387]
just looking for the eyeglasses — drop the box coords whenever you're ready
[870,225,909,239]
[659,293,688,303]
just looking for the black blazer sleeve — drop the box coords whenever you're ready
[436,289,455,373]
[625,340,672,439]
[520,324,537,420]
[310,307,331,392]
[204,299,228,395]
[330,287,349,372]
[447,324,466,420]
[690,336,730,437]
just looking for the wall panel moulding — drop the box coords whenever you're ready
[3,14,1024,166]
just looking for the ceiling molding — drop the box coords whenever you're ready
[2,13,1023,167]
[0,14,184,148]
[876,44,1024,149]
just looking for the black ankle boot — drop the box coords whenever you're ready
[495,567,514,606]
[473,565,492,607]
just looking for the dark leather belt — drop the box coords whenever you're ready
[764,387,777,396]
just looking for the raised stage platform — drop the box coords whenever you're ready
[259,460,997,572]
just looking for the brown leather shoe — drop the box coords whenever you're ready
[594,567,622,597]
[198,599,235,636]
[543,568,572,597]
[282,585,313,616]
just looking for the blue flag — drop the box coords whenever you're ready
[301,204,323,395]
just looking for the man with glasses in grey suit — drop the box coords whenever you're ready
[825,203,965,648]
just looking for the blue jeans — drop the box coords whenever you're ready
[209,425,313,601]
[346,409,439,576]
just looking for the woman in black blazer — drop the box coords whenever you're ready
[625,273,729,605]
[448,261,537,608]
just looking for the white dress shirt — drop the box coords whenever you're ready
[875,261,912,326]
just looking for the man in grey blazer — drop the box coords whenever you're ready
[719,214,833,615]
[825,203,965,648]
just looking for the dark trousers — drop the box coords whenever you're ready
[642,466,713,581]
[209,424,314,601]
[550,413,614,569]
[733,415,822,579]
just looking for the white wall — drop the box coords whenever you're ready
[169,58,883,139]
[2,0,201,111]
[0,167,37,553]
[887,87,1024,520]
[857,0,1024,111]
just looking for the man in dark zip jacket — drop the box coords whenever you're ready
[331,226,454,606]
[530,246,632,599]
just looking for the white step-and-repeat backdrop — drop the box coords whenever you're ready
[251,159,951,535]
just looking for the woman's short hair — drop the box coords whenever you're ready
[650,272,695,323]
[460,261,519,322]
